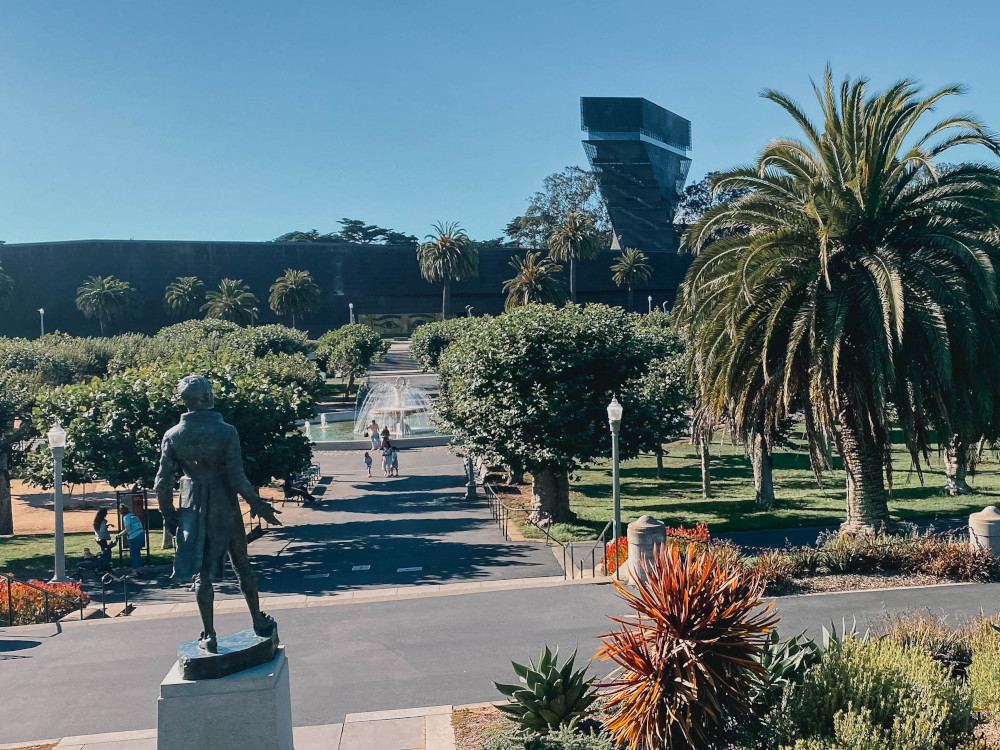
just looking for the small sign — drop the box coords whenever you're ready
[303,573,330,579]
[352,565,371,571]
[396,567,423,573]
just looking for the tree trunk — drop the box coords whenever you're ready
[751,431,776,509]
[838,402,892,534]
[292,310,297,329]
[0,451,13,535]
[99,316,105,336]
[161,526,174,549]
[655,446,663,480]
[569,259,576,303]
[627,286,633,312]
[944,434,971,495]
[529,467,571,524]
[699,437,711,499]
[505,465,525,485]
[442,280,450,320]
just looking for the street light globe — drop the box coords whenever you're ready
[38,308,44,314]
[607,395,623,425]
[47,421,66,449]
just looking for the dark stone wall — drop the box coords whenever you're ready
[0,240,693,338]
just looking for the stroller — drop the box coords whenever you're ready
[77,544,114,580]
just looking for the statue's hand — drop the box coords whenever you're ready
[255,503,282,527]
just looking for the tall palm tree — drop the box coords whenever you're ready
[416,222,478,319]
[0,264,13,311]
[502,252,566,310]
[674,68,1000,534]
[547,211,602,303]
[163,276,206,319]
[201,279,259,325]
[610,247,652,311]
[75,275,139,335]
[268,269,321,328]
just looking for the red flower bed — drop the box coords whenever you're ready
[0,576,90,625]
[601,536,629,575]
[664,521,710,542]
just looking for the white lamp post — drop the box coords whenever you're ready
[466,305,474,318]
[647,295,652,314]
[47,422,69,583]
[251,307,258,327]
[38,308,45,338]
[661,301,668,315]
[348,302,355,324]
[607,395,623,579]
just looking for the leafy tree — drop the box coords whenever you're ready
[416,222,479,319]
[505,166,611,247]
[315,324,390,394]
[272,219,418,247]
[502,252,566,311]
[611,247,652,312]
[547,211,603,303]
[675,69,1000,533]
[673,172,752,230]
[272,229,334,243]
[268,269,321,329]
[409,318,478,371]
[163,276,206,319]
[435,304,675,522]
[202,278,258,325]
[75,275,140,335]
[0,263,13,312]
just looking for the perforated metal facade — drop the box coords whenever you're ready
[581,97,692,252]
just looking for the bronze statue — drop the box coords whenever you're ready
[154,375,282,653]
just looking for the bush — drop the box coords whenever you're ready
[874,611,974,679]
[314,324,389,388]
[484,724,615,750]
[597,544,776,750]
[409,317,476,371]
[968,619,1000,720]
[769,635,974,749]
[906,539,997,582]
[750,630,823,712]
[1,578,90,625]
[746,550,799,587]
[599,536,627,575]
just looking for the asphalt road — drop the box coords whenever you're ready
[3,581,999,744]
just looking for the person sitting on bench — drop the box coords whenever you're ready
[283,476,317,504]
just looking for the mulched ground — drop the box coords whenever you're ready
[452,705,510,750]
[976,721,1000,748]
[766,571,944,596]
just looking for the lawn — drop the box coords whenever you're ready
[541,431,997,541]
[0,532,175,580]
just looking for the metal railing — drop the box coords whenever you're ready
[481,481,616,580]
[2,572,87,627]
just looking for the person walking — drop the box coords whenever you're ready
[117,504,145,576]
[390,447,399,477]
[382,442,393,477]
[368,420,380,451]
[93,508,114,552]
[364,451,373,477]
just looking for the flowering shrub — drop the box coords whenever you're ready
[664,522,710,542]
[1,577,89,625]
[601,537,629,575]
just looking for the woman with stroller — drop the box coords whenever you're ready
[93,508,114,552]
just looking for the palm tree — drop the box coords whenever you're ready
[416,222,478,319]
[269,269,321,328]
[163,276,206,318]
[0,264,13,311]
[674,68,1000,534]
[201,279,259,324]
[547,211,602,303]
[75,275,139,335]
[610,247,652,311]
[502,252,566,310]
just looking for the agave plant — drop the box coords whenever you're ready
[749,630,823,711]
[494,645,599,735]
[597,544,777,750]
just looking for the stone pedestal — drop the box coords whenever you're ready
[157,646,293,750]
[970,506,1000,556]
[626,514,666,585]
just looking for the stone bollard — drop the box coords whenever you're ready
[626,515,666,585]
[970,506,1000,556]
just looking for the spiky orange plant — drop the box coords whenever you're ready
[596,543,777,750]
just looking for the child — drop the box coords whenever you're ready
[364,451,372,476]
[391,447,399,477]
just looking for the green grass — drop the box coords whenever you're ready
[0,532,175,580]
[544,432,998,541]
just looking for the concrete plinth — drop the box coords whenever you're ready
[157,646,292,750]
[970,506,1000,557]
[626,514,666,586]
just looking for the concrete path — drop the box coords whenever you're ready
[3,578,1000,745]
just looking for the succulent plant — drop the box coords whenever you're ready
[494,645,599,734]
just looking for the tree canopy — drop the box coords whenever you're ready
[315,323,390,393]
[0,264,13,312]
[505,166,611,247]
[202,278,259,324]
[502,252,566,310]
[268,269,321,329]
[163,276,206,319]
[610,247,652,311]
[75,275,140,335]
[272,218,418,247]
[416,222,479,319]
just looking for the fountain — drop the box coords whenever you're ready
[354,377,435,439]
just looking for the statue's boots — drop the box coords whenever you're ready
[198,631,218,653]
[252,611,276,638]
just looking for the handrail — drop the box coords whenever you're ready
[2,571,87,626]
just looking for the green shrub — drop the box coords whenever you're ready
[409,317,476,371]
[745,550,799,587]
[968,619,1000,719]
[905,539,998,582]
[874,611,973,679]
[484,724,614,750]
[494,646,598,735]
[770,635,973,749]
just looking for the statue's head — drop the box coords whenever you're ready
[177,375,214,411]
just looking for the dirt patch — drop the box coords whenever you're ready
[765,571,944,596]
[976,721,1000,748]
[452,705,510,750]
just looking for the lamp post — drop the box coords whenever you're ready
[47,422,70,583]
[348,303,355,324]
[607,395,623,579]
[647,295,652,314]
[251,307,258,327]
[38,308,45,338]
[465,456,477,499]
[661,301,668,315]
[465,305,474,318]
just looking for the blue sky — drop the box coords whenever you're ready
[3,0,1000,244]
